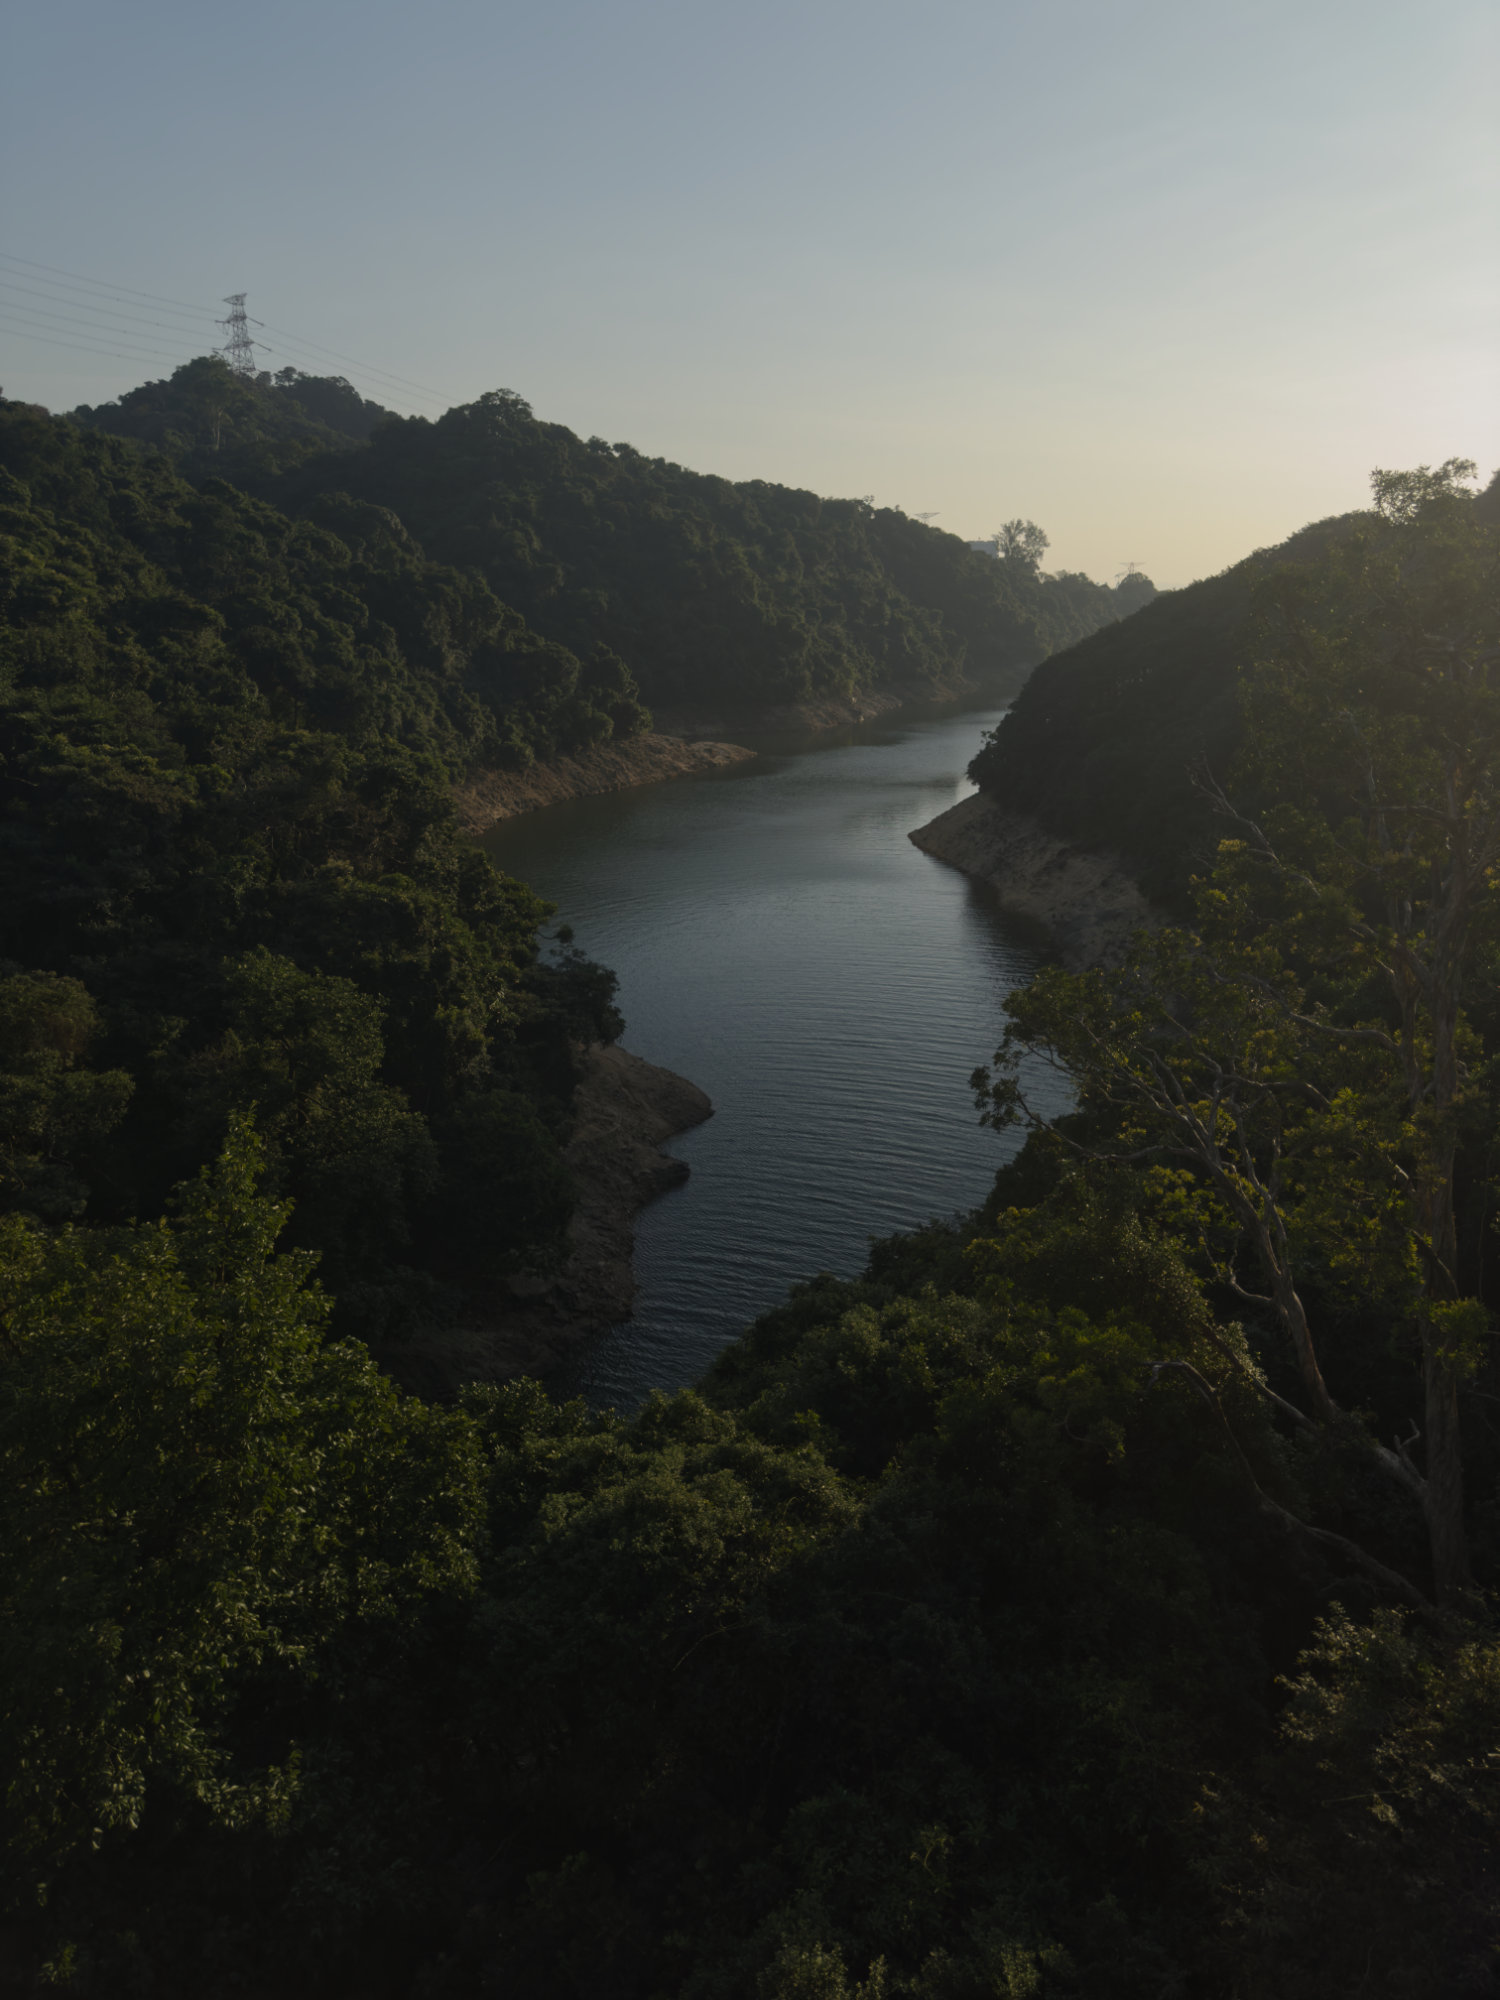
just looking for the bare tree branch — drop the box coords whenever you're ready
[1148,1359,1431,1611]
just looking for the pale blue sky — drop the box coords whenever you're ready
[3,0,1495,585]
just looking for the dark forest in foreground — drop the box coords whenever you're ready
[2,394,1499,1995]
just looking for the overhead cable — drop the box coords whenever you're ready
[248,336,444,414]
[0,316,186,369]
[252,320,445,401]
[0,303,189,362]
[0,288,216,351]
[0,249,452,414]
[0,277,218,339]
[0,251,218,318]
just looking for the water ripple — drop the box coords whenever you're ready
[484,704,1067,1408]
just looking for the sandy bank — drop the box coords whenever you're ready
[909,791,1159,971]
[653,672,1023,742]
[454,733,756,832]
[415,1044,712,1386]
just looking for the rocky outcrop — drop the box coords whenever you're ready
[453,733,756,832]
[414,1044,712,1386]
[909,791,1159,971]
[536,1041,711,1346]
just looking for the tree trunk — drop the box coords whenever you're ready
[1251,1221,1335,1422]
[1416,1118,1471,1604]
[1422,1338,1471,1606]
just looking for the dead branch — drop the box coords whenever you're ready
[1147,1358,1431,1611]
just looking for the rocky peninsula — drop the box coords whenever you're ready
[409,1043,713,1387]
[909,790,1159,971]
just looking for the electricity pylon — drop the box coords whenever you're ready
[216,294,260,376]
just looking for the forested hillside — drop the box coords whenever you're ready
[969,465,1500,910]
[0,394,632,1367]
[70,355,393,470]
[966,514,1366,907]
[73,358,1153,719]
[0,354,1160,1386]
[6,457,1500,1996]
[260,388,1152,713]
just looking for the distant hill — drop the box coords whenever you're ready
[967,512,1363,907]
[48,379,647,772]
[259,387,1156,715]
[71,359,1155,725]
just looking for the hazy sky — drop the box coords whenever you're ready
[3,0,1495,586]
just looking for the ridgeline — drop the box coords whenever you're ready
[71,355,1154,726]
[963,465,1500,912]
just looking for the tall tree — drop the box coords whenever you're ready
[993,517,1050,569]
[977,461,1500,1605]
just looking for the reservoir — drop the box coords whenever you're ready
[482,703,1061,1408]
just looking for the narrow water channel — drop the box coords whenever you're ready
[482,703,1065,1407]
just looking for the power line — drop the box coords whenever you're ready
[2,312,437,416]
[252,320,445,402]
[0,249,442,398]
[0,317,438,421]
[0,267,215,333]
[0,276,218,339]
[0,316,187,369]
[3,312,437,417]
[248,334,445,413]
[0,288,215,352]
[0,249,451,414]
[1,281,432,409]
[0,303,188,361]
[0,251,218,318]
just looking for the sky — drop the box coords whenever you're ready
[2,0,1495,587]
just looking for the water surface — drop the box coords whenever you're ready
[483,704,1061,1407]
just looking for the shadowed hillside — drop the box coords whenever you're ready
[73,360,1154,725]
[968,513,1362,906]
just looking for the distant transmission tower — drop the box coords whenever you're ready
[216,293,260,376]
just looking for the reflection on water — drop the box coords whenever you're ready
[482,703,1066,1408]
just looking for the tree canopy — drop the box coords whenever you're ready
[976,460,1500,1609]
[0,393,627,1356]
[71,362,1154,721]
[967,511,1367,907]
[9,351,1498,1991]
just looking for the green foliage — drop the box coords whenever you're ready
[79,369,1148,720]
[0,393,632,1332]
[72,355,393,476]
[977,463,1500,1611]
[0,1119,482,1889]
[160,947,438,1284]
[0,972,131,1220]
[275,386,1027,712]
[10,374,1497,1995]
[968,512,1361,909]
[1188,1608,1500,1996]
[423,1086,575,1280]
[8,385,647,777]
[10,1147,1500,1993]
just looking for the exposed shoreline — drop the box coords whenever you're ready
[436,698,1064,1389]
[909,791,1159,971]
[653,670,1020,743]
[454,676,1034,835]
[410,1044,713,1386]
[453,733,757,832]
